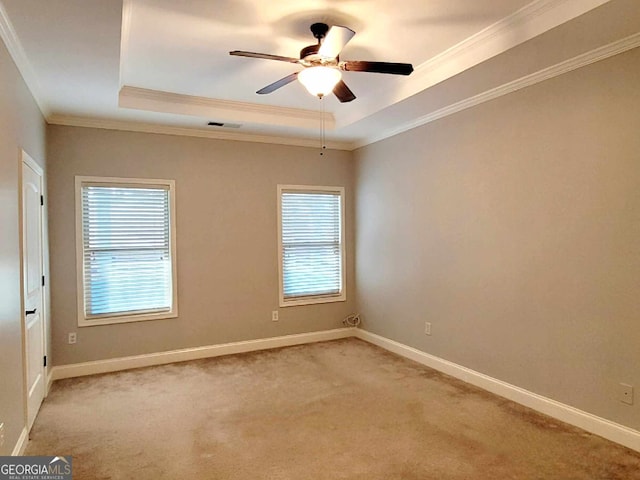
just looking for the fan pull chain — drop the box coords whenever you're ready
[320,95,326,156]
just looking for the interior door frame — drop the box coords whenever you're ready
[19,149,49,433]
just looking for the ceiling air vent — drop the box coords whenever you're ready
[207,121,241,128]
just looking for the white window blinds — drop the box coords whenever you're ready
[280,188,344,303]
[80,182,174,319]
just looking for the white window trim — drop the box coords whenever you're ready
[277,184,346,308]
[75,176,178,327]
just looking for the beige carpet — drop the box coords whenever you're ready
[26,338,640,479]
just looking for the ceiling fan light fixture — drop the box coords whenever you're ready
[298,66,342,98]
[230,23,413,102]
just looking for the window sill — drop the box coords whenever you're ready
[78,310,178,327]
[279,294,345,308]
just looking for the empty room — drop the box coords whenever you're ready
[1,0,639,478]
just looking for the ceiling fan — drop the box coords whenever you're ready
[229,23,414,103]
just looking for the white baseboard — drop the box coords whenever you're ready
[354,329,640,452]
[11,427,28,456]
[47,326,639,452]
[51,328,355,381]
[46,367,53,396]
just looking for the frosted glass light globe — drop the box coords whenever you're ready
[298,66,342,97]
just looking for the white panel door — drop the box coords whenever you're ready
[22,153,45,431]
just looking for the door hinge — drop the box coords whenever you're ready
[43,355,47,367]
[42,275,45,287]
[40,195,44,206]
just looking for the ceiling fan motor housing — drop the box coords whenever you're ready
[301,22,329,61]
[300,44,320,60]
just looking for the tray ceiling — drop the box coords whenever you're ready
[1,0,638,148]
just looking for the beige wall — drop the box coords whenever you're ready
[354,47,640,430]
[0,41,47,453]
[47,126,355,365]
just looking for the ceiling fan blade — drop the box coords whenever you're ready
[333,80,356,103]
[318,25,355,58]
[256,72,299,94]
[229,51,301,64]
[341,61,414,75]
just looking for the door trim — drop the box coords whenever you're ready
[19,149,48,434]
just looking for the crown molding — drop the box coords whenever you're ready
[119,86,335,131]
[353,32,640,149]
[47,114,353,151]
[339,0,612,127]
[411,0,611,84]
[47,31,640,153]
[0,1,49,117]
[46,32,640,153]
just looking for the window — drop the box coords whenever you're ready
[75,177,177,326]
[278,185,345,307]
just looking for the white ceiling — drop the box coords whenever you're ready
[1,0,639,149]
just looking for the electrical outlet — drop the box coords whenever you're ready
[68,332,77,344]
[424,322,431,335]
[619,383,634,405]
[0,422,5,448]
[271,310,279,322]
